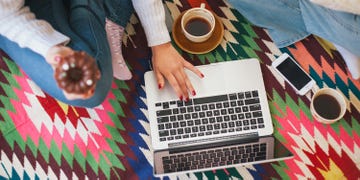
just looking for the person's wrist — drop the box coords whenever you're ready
[151,42,171,54]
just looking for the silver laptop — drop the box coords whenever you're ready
[144,59,293,176]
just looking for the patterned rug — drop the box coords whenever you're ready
[1,0,359,179]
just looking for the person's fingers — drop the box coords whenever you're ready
[180,70,196,97]
[63,88,94,100]
[155,69,165,89]
[183,60,204,78]
[165,74,184,101]
[174,70,189,100]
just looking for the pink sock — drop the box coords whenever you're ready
[105,18,132,80]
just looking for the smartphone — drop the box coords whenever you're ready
[272,53,315,95]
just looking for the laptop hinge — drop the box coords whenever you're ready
[168,132,259,149]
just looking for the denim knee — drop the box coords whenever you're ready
[300,0,360,57]
[228,0,310,47]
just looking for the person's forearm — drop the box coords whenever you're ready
[0,0,69,57]
[132,0,171,47]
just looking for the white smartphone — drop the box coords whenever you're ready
[272,53,315,95]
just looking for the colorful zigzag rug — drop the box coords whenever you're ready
[0,0,359,179]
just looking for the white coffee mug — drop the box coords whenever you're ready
[181,3,215,43]
[310,88,346,124]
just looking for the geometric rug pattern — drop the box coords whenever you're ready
[0,0,359,179]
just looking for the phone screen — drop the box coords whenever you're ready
[276,57,312,90]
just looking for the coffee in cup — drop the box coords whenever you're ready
[310,88,346,124]
[181,3,215,43]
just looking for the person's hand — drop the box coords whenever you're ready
[46,45,97,100]
[151,42,204,101]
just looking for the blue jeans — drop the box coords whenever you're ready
[0,0,134,108]
[228,0,360,57]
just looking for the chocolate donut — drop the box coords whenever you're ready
[54,51,100,94]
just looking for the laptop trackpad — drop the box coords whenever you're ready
[186,64,227,97]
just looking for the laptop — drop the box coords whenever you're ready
[144,59,293,176]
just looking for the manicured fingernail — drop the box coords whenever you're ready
[179,95,183,101]
[201,73,204,78]
[185,97,189,102]
[54,56,61,62]
[158,84,162,89]
[192,90,196,96]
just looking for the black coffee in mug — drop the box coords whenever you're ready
[185,17,211,36]
[313,94,341,119]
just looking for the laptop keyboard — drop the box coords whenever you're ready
[155,90,265,142]
[161,142,267,173]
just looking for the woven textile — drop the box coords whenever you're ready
[0,0,359,179]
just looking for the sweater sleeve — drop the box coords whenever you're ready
[0,0,70,57]
[132,0,171,47]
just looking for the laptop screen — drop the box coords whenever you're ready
[153,136,293,176]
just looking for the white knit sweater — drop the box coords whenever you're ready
[0,0,170,58]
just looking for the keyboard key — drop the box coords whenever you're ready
[202,118,209,124]
[163,102,169,109]
[199,112,206,118]
[252,90,259,97]
[177,101,184,107]
[173,108,179,114]
[194,106,201,111]
[201,105,208,110]
[238,92,244,99]
[228,108,235,114]
[180,107,186,113]
[250,119,257,124]
[252,111,262,118]
[237,100,244,106]
[194,119,201,125]
[184,100,193,106]
[258,118,264,123]
[236,121,242,126]
[170,115,176,121]
[249,104,261,111]
[230,101,237,107]
[187,107,194,112]
[177,114,184,121]
[245,98,260,105]
[158,116,169,123]
[193,94,228,105]
[165,123,172,129]
[231,114,237,120]
[158,124,165,130]
[229,93,237,100]
[192,113,199,119]
[238,114,245,119]
[159,130,169,137]
[180,121,186,127]
[157,109,172,116]
[170,129,176,135]
[177,128,184,134]
[245,91,252,98]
